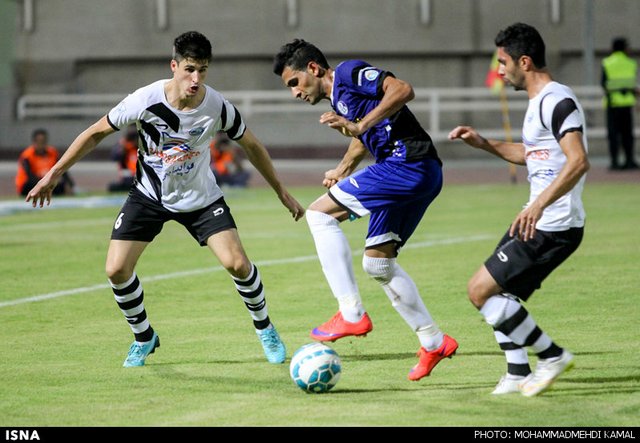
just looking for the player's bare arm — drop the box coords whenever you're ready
[448,125,526,165]
[26,116,115,208]
[320,76,414,137]
[235,128,305,220]
[510,131,590,241]
[323,138,368,188]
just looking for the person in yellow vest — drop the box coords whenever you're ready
[601,37,639,170]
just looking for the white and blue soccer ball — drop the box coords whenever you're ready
[289,343,342,393]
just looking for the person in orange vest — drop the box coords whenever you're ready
[210,132,250,187]
[108,125,139,192]
[15,129,74,196]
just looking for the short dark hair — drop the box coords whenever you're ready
[173,31,212,63]
[612,37,628,52]
[495,23,546,69]
[273,39,329,75]
[32,128,48,140]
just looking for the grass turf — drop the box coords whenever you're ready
[0,183,638,426]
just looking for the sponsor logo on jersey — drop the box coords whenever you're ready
[213,207,225,216]
[166,161,195,176]
[365,69,379,81]
[349,177,359,188]
[526,149,550,161]
[497,251,508,262]
[337,101,349,115]
[159,136,200,165]
[162,137,191,152]
[189,127,205,136]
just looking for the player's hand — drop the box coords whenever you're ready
[509,203,543,242]
[448,126,487,149]
[319,112,361,137]
[322,169,343,188]
[25,174,59,208]
[278,190,305,221]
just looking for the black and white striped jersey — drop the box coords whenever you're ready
[107,80,246,212]
[522,81,587,231]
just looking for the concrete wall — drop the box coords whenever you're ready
[2,0,639,156]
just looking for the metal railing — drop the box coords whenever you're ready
[16,86,611,141]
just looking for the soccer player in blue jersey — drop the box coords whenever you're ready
[274,40,457,380]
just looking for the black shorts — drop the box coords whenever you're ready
[484,227,584,301]
[111,187,237,246]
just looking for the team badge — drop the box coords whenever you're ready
[365,70,379,81]
[337,101,349,115]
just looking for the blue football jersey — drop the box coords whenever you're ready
[331,60,439,163]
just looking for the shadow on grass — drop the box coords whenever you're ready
[340,352,415,361]
[562,374,640,384]
[542,386,640,397]
[332,381,495,394]
[145,349,615,366]
[150,357,267,366]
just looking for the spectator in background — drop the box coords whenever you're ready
[602,37,639,170]
[108,124,139,192]
[210,132,250,187]
[15,129,74,196]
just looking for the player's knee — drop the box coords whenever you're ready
[362,255,394,285]
[222,256,252,279]
[467,278,488,309]
[105,261,133,284]
[305,209,338,231]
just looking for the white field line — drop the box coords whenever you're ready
[0,234,492,309]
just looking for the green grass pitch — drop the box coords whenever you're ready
[0,183,638,426]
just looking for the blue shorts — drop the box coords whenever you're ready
[328,159,442,250]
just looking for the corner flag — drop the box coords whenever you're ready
[486,50,517,183]
[485,50,504,94]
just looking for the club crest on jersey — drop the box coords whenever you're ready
[337,101,349,115]
[189,127,205,136]
[365,70,379,81]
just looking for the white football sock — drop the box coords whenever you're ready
[306,210,364,322]
[362,255,442,350]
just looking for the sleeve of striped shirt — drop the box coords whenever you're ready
[543,96,583,142]
[220,100,247,140]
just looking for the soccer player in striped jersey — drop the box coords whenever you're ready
[449,23,590,396]
[27,31,304,367]
[274,40,458,381]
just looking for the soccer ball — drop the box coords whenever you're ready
[289,343,342,393]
